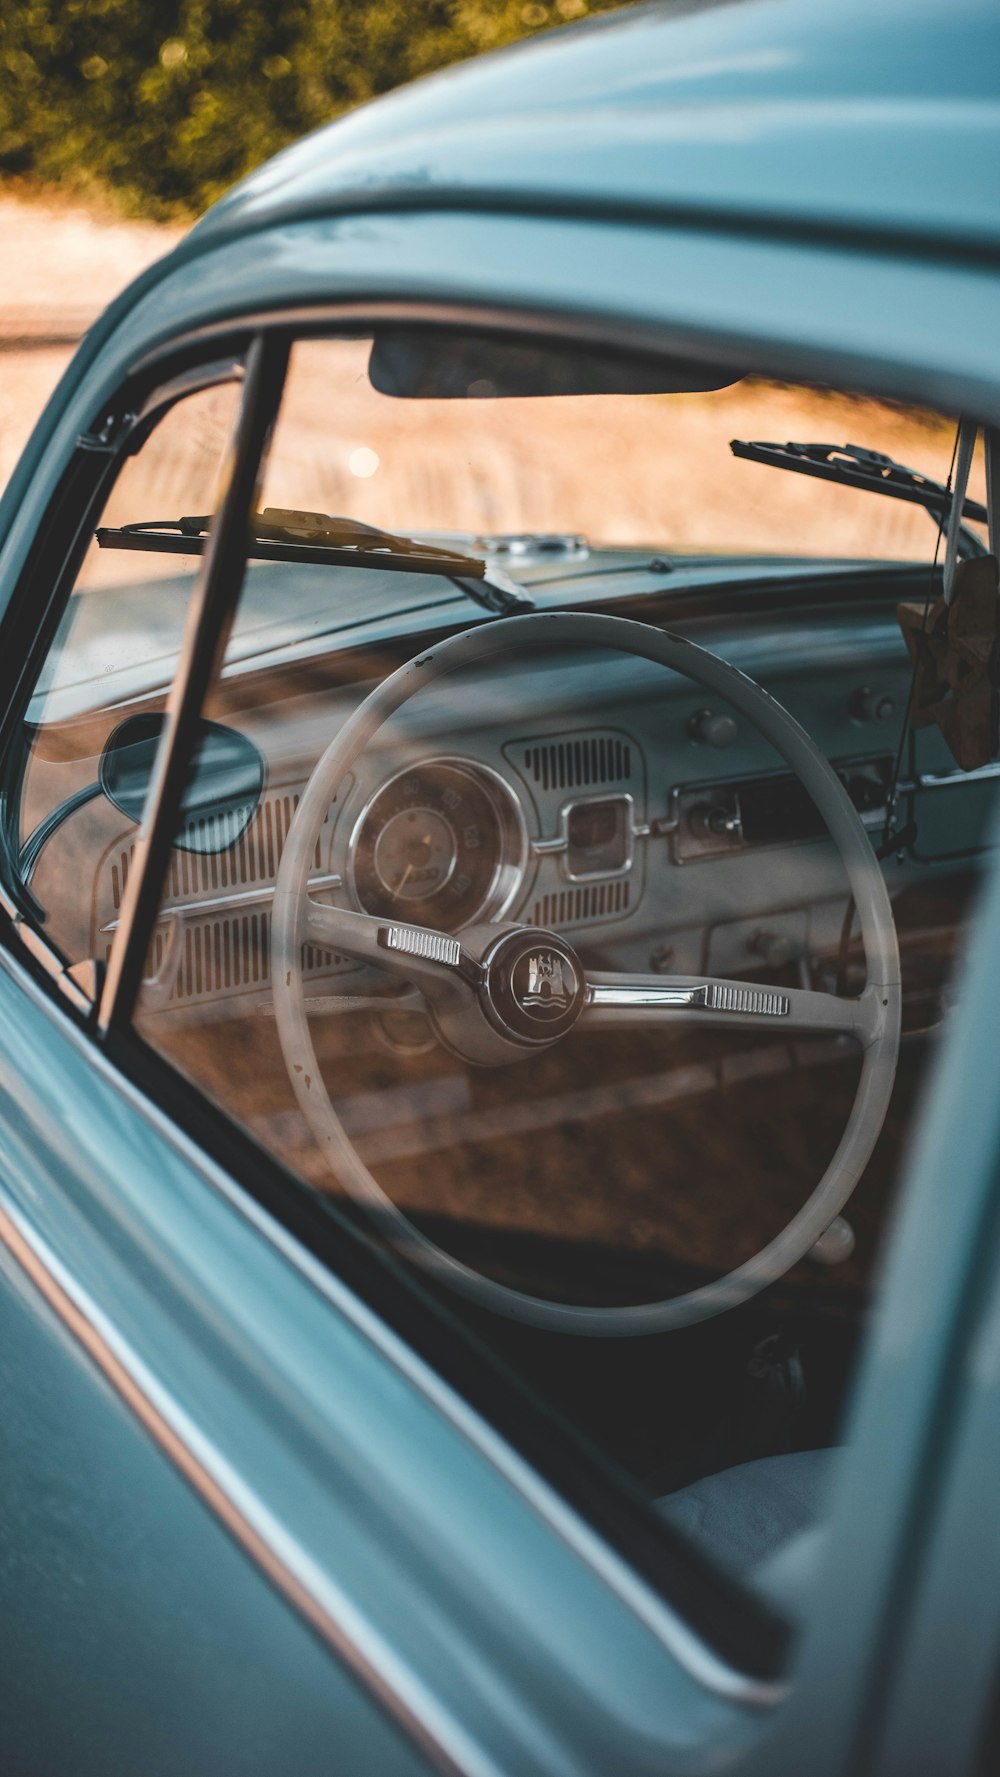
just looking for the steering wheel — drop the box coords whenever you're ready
[271,612,900,1335]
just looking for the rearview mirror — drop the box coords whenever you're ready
[368,329,743,399]
[100,713,264,855]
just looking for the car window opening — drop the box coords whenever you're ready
[13,326,998,1668]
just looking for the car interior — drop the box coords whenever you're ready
[9,326,998,1619]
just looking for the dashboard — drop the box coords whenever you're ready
[87,581,999,1032]
[19,565,982,1325]
[14,555,988,1451]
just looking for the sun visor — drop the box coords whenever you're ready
[368,329,743,399]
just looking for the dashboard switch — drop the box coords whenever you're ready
[689,708,738,748]
[703,803,743,840]
[850,685,896,724]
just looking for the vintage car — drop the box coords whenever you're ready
[2,0,999,1772]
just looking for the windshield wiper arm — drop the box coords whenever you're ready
[730,440,988,558]
[97,506,533,615]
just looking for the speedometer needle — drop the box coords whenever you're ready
[394,831,436,897]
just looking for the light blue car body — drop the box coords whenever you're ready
[1,1,999,1772]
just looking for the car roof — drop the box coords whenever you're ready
[4,0,1000,575]
[189,0,1000,261]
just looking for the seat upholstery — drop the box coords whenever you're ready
[656,1448,834,1579]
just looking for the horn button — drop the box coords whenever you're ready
[480,928,586,1045]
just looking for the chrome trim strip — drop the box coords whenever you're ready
[586,980,790,1016]
[587,980,708,1010]
[913,760,1000,790]
[2,911,784,1706]
[0,1191,479,1777]
[100,871,344,935]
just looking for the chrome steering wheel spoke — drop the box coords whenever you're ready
[304,898,479,992]
[583,972,885,1044]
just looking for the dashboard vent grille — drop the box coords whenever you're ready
[110,790,323,913]
[521,733,632,794]
[530,879,630,928]
[139,912,347,1004]
[172,912,339,1000]
[104,782,345,1007]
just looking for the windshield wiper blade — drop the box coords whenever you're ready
[730,440,988,557]
[96,506,533,615]
[255,508,532,612]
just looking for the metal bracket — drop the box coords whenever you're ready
[77,410,137,455]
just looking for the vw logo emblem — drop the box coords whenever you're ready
[480,929,585,1045]
[515,949,575,1021]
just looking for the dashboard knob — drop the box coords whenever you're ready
[808,1216,856,1266]
[689,708,738,748]
[850,686,896,724]
[693,799,744,843]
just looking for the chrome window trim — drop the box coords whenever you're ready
[0,1186,476,1777]
[98,331,290,1034]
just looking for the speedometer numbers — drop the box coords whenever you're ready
[350,760,525,931]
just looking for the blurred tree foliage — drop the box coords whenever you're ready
[0,0,628,217]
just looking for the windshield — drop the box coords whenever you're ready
[258,336,988,565]
[51,338,989,720]
[28,563,475,723]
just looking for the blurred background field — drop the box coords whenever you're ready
[0,2,620,218]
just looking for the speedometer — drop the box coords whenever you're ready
[349,759,526,931]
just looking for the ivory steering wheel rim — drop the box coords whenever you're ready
[271,611,901,1336]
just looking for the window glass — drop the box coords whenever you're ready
[12,374,242,971]
[258,334,988,563]
[132,331,996,1625]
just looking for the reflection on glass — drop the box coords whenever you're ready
[15,378,241,969]
[126,335,994,1603]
